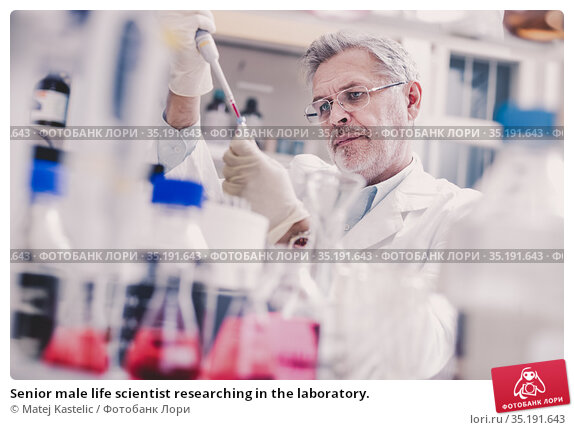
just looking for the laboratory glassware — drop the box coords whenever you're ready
[12,146,70,358]
[124,179,206,379]
[125,276,201,380]
[304,169,365,292]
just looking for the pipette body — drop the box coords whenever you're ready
[196,30,246,127]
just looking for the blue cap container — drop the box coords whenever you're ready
[30,160,62,195]
[152,179,204,208]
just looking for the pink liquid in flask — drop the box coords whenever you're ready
[125,327,201,380]
[201,316,275,380]
[42,327,109,374]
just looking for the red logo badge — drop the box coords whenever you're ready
[491,359,570,413]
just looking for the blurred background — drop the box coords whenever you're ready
[11,10,564,187]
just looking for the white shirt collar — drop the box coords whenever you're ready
[369,155,416,210]
[344,155,417,231]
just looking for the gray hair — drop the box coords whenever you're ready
[301,31,420,84]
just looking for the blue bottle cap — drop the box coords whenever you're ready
[152,179,203,207]
[30,160,61,195]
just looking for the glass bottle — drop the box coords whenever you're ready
[32,145,109,374]
[12,146,70,358]
[30,72,71,128]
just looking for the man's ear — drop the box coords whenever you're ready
[406,81,422,122]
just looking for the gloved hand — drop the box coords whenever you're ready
[222,139,310,244]
[158,11,216,97]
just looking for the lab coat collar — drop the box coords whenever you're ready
[342,155,438,249]
[393,156,442,211]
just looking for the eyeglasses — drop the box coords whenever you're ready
[304,82,407,124]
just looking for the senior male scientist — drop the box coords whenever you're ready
[157,11,481,378]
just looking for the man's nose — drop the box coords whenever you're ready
[329,100,349,125]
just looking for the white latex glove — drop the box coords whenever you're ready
[158,11,216,97]
[222,139,310,244]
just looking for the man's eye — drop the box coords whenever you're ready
[348,91,364,100]
[319,102,331,113]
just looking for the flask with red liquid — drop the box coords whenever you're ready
[201,262,322,380]
[200,294,277,380]
[125,277,201,380]
[266,263,322,380]
[124,179,206,379]
[42,280,109,374]
[114,164,165,366]
[202,312,320,380]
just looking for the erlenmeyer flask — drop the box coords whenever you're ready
[266,261,323,380]
[304,170,365,292]
[201,294,276,380]
[305,170,365,248]
[199,264,277,380]
[125,274,201,379]
[42,276,109,374]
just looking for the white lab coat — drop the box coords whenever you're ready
[161,132,223,202]
[290,152,480,276]
[161,134,481,379]
[289,153,481,379]
[344,155,480,267]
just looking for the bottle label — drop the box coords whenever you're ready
[30,89,69,124]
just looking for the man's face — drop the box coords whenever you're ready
[312,48,414,184]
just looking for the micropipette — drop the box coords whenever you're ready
[195,29,246,127]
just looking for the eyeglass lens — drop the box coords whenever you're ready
[307,86,370,123]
